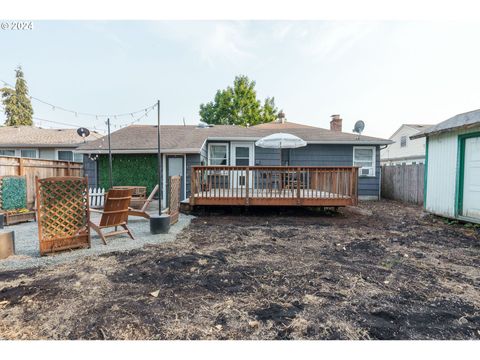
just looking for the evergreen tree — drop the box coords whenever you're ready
[199,75,279,127]
[1,66,34,126]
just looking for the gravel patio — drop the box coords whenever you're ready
[0,205,193,271]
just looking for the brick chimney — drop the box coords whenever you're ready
[330,114,342,132]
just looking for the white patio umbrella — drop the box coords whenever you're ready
[255,133,307,165]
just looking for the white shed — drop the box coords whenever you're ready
[411,109,480,223]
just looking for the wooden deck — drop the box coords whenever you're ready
[189,166,358,207]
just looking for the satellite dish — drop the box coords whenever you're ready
[197,121,213,128]
[353,120,365,135]
[77,127,90,138]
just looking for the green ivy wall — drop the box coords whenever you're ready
[98,154,160,195]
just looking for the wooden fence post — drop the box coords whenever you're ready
[18,158,24,176]
[245,167,249,205]
[296,169,301,204]
[190,167,196,205]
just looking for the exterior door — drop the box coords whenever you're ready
[230,142,254,189]
[166,156,185,203]
[462,136,480,219]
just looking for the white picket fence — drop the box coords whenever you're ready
[89,187,106,208]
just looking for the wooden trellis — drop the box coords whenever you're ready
[35,176,90,255]
[169,176,181,225]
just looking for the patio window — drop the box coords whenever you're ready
[57,150,84,162]
[353,146,376,177]
[20,149,38,158]
[0,149,15,156]
[208,143,228,166]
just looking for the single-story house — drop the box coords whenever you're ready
[0,126,102,162]
[411,109,480,223]
[381,124,432,165]
[76,115,392,203]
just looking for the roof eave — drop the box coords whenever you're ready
[0,143,81,148]
[410,122,480,140]
[75,148,201,155]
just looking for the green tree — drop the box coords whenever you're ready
[1,66,34,126]
[199,75,278,127]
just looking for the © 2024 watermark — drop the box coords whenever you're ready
[1,21,34,30]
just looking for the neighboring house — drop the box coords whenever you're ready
[411,109,480,223]
[0,126,102,162]
[77,115,392,202]
[381,124,432,165]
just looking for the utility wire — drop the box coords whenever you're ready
[1,78,156,120]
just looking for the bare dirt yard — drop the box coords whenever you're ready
[1,200,479,340]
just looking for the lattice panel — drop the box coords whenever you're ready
[169,176,181,225]
[36,176,90,255]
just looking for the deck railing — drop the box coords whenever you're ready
[190,166,358,206]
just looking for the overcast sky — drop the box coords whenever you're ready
[1,20,479,138]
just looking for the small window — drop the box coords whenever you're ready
[57,150,73,161]
[0,149,15,156]
[400,136,407,147]
[208,144,228,165]
[353,147,376,177]
[20,149,37,158]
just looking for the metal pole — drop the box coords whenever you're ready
[157,100,162,214]
[107,117,113,188]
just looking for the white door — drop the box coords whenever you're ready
[463,136,480,219]
[167,156,185,201]
[230,142,254,189]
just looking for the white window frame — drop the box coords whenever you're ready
[56,149,83,162]
[0,149,16,157]
[400,135,407,148]
[73,152,84,162]
[56,149,74,161]
[353,146,376,177]
[20,148,39,159]
[208,143,229,166]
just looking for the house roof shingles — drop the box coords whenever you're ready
[0,126,103,148]
[77,121,392,154]
[410,109,480,139]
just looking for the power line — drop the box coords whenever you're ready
[1,78,156,120]
[0,102,154,132]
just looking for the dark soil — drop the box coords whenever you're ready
[0,200,479,339]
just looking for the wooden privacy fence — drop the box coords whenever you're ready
[169,176,181,224]
[0,156,83,208]
[381,164,424,205]
[36,176,90,255]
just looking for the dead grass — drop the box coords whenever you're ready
[0,200,479,339]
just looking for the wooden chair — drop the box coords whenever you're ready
[89,189,135,244]
[127,184,159,219]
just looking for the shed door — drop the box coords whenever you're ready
[462,136,480,219]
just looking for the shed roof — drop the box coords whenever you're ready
[77,121,392,154]
[410,109,480,139]
[0,126,103,148]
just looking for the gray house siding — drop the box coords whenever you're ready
[204,141,381,199]
[255,147,280,166]
[357,149,381,199]
[186,154,201,197]
[290,144,380,199]
[83,155,98,188]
